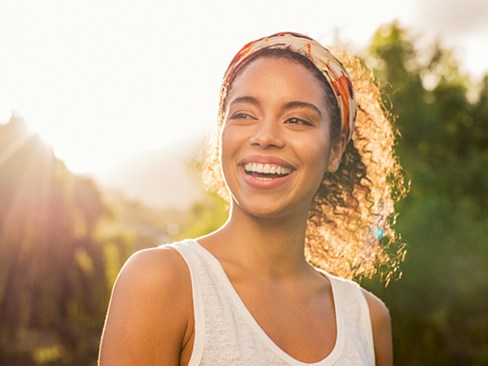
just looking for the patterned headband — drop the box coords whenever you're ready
[223,32,356,142]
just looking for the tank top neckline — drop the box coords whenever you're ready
[187,239,345,366]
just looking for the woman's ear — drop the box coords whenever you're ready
[326,134,348,173]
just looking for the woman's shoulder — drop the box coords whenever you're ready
[359,288,390,331]
[99,244,194,365]
[110,245,193,322]
[117,244,191,295]
[360,288,393,366]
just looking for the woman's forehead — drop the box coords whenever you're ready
[225,56,328,110]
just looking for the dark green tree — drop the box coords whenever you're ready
[364,22,488,365]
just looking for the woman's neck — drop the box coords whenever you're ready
[200,203,312,279]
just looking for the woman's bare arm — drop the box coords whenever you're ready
[99,247,192,366]
[362,289,394,366]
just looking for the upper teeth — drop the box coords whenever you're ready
[243,163,292,175]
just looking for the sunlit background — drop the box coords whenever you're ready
[1,0,488,365]
[1,0,486,176]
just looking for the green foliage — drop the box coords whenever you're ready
[176,191,228,240]
[362,22,488,365]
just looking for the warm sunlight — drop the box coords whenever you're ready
[2,1,488,365]
[3,0,486,178]
[1,110,113,175]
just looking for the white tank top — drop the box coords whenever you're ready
[168,240,375,366]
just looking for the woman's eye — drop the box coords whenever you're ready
[285,117,312,126]
[230,112,255,120]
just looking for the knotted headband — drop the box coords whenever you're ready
[222,32,356,142]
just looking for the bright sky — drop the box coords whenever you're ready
[1,0,487,176]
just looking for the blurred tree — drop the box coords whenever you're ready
[364,22,488,365]
[0,115,131,365]
[176,191,227,240]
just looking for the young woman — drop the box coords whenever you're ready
[99,32,406,366]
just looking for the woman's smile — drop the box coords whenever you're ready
[243,163,292,177]
[238,154,296,189]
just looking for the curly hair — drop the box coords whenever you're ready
[203,47,407,283]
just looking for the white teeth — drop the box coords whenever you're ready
[243,163,292,175]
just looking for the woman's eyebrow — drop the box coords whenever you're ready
[282,101,322,118]
[228,96,260,108]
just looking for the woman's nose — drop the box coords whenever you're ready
[249,118,285,149]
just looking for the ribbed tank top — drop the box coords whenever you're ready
[168,240,375,366]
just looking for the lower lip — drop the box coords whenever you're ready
[239,166,294,190]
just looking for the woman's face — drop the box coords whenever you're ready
[220,56,345,219]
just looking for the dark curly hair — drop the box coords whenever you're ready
[203,47,407,282]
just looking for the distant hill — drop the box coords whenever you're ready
[95,136,208,210]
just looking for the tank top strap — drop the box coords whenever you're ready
[318,271,375,364]
[165,240,208,365]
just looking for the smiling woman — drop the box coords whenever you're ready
[99,32,407,366]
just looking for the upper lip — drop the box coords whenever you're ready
[238,155,296,170]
